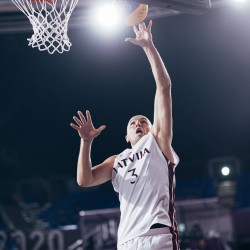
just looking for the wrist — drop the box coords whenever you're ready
[81,138,93,144]
[143,41,155,52]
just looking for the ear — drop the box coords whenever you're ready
[125,135,130,143]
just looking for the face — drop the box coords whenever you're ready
[126,115,152,146]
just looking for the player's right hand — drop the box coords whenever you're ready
[125,20,153,49]
[70,110,106,142]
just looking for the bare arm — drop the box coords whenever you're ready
[125,21,179,164]
[70,110,115,187]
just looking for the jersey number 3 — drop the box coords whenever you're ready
[128,168,138,184]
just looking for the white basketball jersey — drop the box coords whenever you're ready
[112,132,178,246]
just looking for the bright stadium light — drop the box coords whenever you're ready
[178,223,186,233]
[221,166,230,176]
[96,4,119,28]
[208,156,240,181]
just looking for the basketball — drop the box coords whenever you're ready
[122,2,148,26]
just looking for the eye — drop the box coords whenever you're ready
[130,121,135,125]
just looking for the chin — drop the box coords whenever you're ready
[135,134,144,142]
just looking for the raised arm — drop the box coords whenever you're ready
[125,21,179,164]
[70,110,115,187]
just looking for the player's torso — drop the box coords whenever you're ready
[113,132,169,191]
[112,132,176,245]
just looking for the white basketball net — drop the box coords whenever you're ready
[11,0,79,54]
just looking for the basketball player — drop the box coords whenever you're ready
[70,21,180,250]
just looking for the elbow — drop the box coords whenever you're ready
[157,82,171,93]
[77,178,92,187]
[162,81,171,90]
[77,169,94,187]
[77,180,85,187]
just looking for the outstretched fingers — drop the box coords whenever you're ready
[78,111,86,124]
[125,21,152,44]
[137,21,151,32]
[147,20,152,32]
[70,122,80,131]
[97,125,106,133]
[125,24,142,45]
[125,37,136,45]
[142,22,146,30]
[86,110,92,124]
[70,110,87,130]
[73,116,83,127]
[133,25,139,34]
[70,110,106,140]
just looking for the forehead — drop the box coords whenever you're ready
[127,115,151,125]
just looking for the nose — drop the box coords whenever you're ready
[135,120,141,127]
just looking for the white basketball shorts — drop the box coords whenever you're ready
[118,227,179,250]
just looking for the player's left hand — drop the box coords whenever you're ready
[70,110,106,142]
[125,20,153,48]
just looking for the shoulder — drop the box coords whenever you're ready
[103,155,117,165]
[115,149,132,159]
[150,130,179,166]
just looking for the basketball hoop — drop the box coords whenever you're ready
[11,0,79,54]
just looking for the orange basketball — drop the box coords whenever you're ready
[123,2,149,26]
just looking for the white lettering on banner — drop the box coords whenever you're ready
[0,230,64,250]
[48,230,64,250]
[30,231,45,250]
[12,230,26,250]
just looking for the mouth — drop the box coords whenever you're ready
[136,128,143,134]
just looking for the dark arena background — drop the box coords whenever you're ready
[0,0,250,249]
